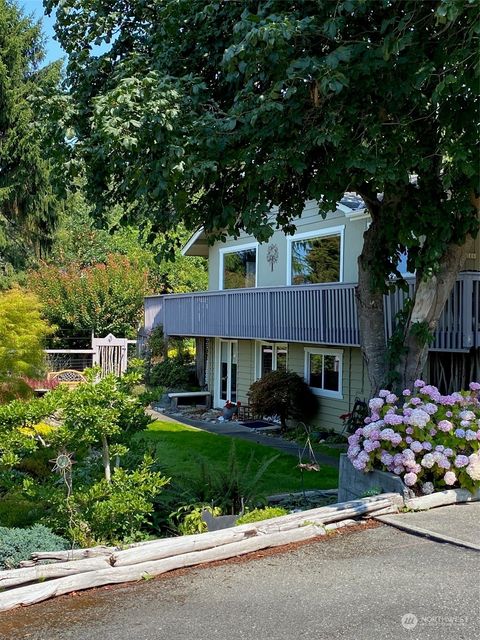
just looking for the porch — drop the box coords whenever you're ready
[144,272,480,353]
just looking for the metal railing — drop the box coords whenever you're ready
[144,272,480,352]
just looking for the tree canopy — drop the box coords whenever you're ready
[46,0,479,388]
[0,0,61,283]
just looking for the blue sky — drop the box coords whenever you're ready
[21,0,65,66]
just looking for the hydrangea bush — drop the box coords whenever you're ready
[347,381,480,495]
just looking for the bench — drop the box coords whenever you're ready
[167,391,212,410]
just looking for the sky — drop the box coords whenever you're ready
[21,0,65,66]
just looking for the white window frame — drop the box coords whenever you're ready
[219,242,258,290]
[286,225,345,286]
[255,341,288,379]
[304,347,343,399]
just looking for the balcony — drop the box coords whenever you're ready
[144,272,480,352]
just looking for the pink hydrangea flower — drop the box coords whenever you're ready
[437,420,453,432]
[444,471,457,486]
[466,453,480,481]
[469,382,480,391]
[404,472,418,486]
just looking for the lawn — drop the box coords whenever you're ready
[138,419,338,496]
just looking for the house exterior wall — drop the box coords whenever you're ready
[207,202,369,291]
[207,336,370,431]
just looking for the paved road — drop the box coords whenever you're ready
[2,524,478,640]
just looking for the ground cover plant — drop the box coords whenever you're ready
[348,381,480,494]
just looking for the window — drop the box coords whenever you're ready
[304,348,342,398]
[258,343,288,378]
[220,243,257,290]
[287,227,344,285]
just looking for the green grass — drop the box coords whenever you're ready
[314,444,347,460]
[138,419,338,495]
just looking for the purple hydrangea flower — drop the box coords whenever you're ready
[424,403,438,415]
[384,413,404,426]
[430,428,437,436]
[414,380,425,388]
[410,397,422,406]
[378,389,390,398]
[422,442,432,451]
[405,436,413,444]
[460,410,476,421]
[422,482,434,495]
[410,441,423,453]
[404,472,418,486]
[380,451,393,466]
[369,397,384,412]
[386,393,398,404]
[465,429,477,441]
[403,389,412,396]
[405,427,413,435]
[437,420,453,432]
[469,382,480,391]
[455,428,465,438]
[438,456,451,470]
[443,448,454,457]
[454,455,469,468]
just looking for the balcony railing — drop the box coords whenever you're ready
[144,272,480,352]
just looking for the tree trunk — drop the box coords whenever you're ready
[356,221,389,396]
[101,435,111,483]
[396,240,469,389]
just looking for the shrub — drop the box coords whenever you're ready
[0,524,69,569]
[65,457,169,544]
[0,289,53,402]
[348,381,480,494]
[248,370,318,431]
[236,507,288,524]
[149,358,190,389]
[172,505,222,535]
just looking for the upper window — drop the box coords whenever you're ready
[220,243,257,290]
[304,347,343,398]
[288,227,344,285]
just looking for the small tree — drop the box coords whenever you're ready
[248,370,318,431]
[0,289,52,402]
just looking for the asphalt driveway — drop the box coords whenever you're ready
[1,524,478,640]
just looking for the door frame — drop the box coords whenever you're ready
[214,338,238,408]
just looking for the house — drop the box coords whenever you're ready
[144,198,480,431]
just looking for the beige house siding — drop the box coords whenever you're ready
[207,337,370,431]
[207,203,369,290]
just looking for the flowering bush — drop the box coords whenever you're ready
[347,381,480,494]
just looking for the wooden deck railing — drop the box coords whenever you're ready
[144,272,480,352]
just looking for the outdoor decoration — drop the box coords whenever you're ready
[266,244,278,272]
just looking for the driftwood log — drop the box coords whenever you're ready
[0,493,402,612]
[0,525,324,611]
[404,488,480,511]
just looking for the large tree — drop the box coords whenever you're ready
[0,1,61,286]
[46,0,479,391]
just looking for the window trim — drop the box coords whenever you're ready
[255,341,288,379]
[304,347,343,399]
[286,225,345,286]
[219,242,258,290]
